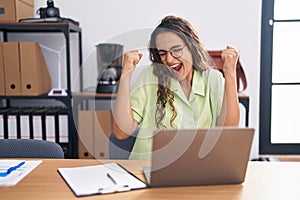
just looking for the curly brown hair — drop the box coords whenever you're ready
[149,16,214,128]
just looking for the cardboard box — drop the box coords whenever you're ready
[78,110,94,159]
[0,0,34,22]
[19,42,51,96]
[3,42,21,96]
[0,43,5,95]
[0,42,51,96]
[78,110,113,159]
[94,110,112,159]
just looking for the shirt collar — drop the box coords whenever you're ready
[169,69,205,97]
[192,70,205,96]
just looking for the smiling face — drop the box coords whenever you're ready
[155,31,194,84]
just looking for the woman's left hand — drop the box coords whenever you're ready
[221,46,239,78]
[217,46,240,127]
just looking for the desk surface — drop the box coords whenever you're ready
[1,159,300,200]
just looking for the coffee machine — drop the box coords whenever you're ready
[96,43,123,93]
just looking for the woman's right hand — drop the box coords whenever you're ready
[113,50,142,139]
[122,50,143,75]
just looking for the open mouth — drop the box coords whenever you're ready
[170,63,183,73]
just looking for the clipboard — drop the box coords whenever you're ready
[57,162,149,196]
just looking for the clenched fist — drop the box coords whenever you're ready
[122,50,143,75]
[221,46,239,78]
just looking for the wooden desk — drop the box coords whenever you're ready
[2,159,299,200]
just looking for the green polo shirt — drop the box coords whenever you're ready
[129,66,224,160]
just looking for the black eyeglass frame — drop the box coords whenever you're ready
[158,45,186,61]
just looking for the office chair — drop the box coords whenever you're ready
[0,139,64,158]
[109,127,138,159]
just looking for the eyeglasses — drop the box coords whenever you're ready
[158,45,185,61]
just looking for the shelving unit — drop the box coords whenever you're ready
[0,22,82,158]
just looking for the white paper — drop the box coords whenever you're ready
[58,115,68,143]
[58,162,147,196]
[0,160,42,186]
[45,115,56,142]
[0,115,4,139]
[32,116,43,140]
[7,116,17,139]
[20,115,30,139]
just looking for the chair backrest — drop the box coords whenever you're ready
[109,128,138,159]
[0,139,64,158]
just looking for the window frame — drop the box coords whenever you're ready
[260,0,300,154]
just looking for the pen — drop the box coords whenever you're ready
[106,173,129,188]
[107,173,117,185]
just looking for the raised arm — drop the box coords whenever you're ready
[112,50,143,140]
[217,46,240,126]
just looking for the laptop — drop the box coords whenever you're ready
[143,127,254,187]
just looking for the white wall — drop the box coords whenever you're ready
[35,0,262,159]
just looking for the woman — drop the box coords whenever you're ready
[112,15,240,160]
